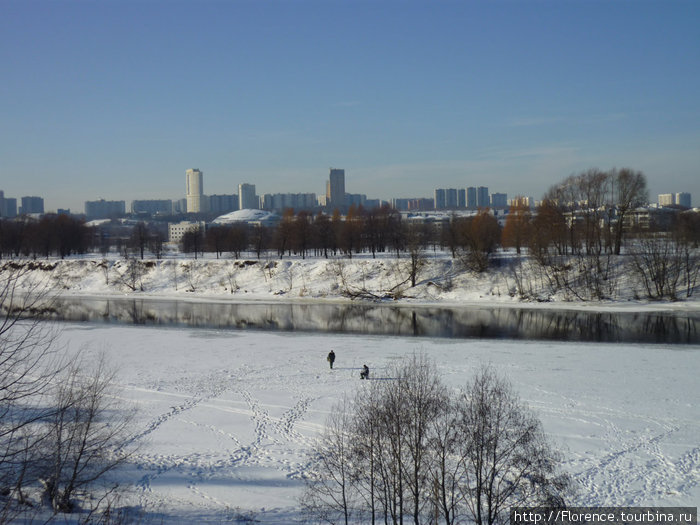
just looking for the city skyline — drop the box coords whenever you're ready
[0,167,694,218]
[1,1,699,212]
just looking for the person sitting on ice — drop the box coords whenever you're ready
[360,364,369,379]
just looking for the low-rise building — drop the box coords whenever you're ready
[168,221,206,243]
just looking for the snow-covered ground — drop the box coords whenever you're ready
[50,323,699,524]
[7,252,700,311]
[5,254,699,522]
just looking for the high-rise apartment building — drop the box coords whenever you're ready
[658,193,675,207]
[327,168,346,210]
[676,192,691,208]
[261,193,316,212]
[490,193,508,208]
[239,183,258,210]
[458,189,466,208]
[186,169,206,213]
[446,188,458,208]
[467,187,477,209]
[0,191,17,218]
[209,194,239,215]
[434,189,446,209]
[477,187,489,208]
[20,196,44,215]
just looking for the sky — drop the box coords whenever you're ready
[1,0,699,213]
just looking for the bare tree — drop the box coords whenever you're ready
[501,199,532,255]
[0,265,59,515]
[226,224,249,259]
[149,231,165,260]
[610,168,648,255]
[292,211,313,259]
[39,354,136,513]
[204,225,228,259]
[459,210,501,273]
[129,222,149,260]
[455,367,572,525]
[303,360,572,525]
[313,212,334,259]
[404,223,428,287]
[631,232,685,300]
[250,224,270,259]
[301,397,359,525]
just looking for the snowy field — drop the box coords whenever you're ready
[51,322,700,524]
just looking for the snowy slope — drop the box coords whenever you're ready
[5,253,700,311]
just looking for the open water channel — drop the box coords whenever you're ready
[48,297,700,344]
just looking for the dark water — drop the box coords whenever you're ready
[41,297,700,344]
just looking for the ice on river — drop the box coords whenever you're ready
[54,324,700,524]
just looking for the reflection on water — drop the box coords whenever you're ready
[46,297,700,344]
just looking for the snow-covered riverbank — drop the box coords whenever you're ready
[5,254,700,311]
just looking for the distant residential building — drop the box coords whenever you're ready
[131,199,173,216]
[477,187,489,208]
[623,207,677,231]
[0,191,18,218]
[490,192,508,208]
[238,183,258,210]
[365,199,385,209]
[392,198,411,211]
[209,194,238,215]
[446,188,458,208]
[409,198,434,211]
[186,169,206,213]
[20,196,44,215]
[347,193,367,208]
[168,220,206,244]
[261,193,316,212]
[434,189,446,209]
[392,198,433,211]
[458,188,466,208]
[327,168,346,210]
[173,198,187,214]
[658,193,675,207]
[85,199,125,219]
[676,192,691,208]
[467,187,477,209]
[509,196,534,209]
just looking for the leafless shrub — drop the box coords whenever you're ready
[630,233,697,300]
[113,258,146,292]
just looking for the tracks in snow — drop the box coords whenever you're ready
[133,363,316,505]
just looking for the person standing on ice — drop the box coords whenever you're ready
[327,350,336,369]
[360,364,369,379]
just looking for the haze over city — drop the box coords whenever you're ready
[1,0,699,213]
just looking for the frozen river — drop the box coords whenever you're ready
[43,315,700,524]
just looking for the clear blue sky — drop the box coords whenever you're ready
[1,0,699,212]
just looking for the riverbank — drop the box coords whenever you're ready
[4,253,700,311]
